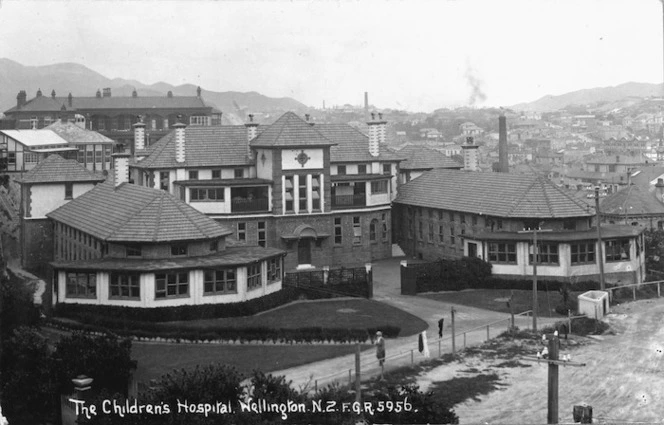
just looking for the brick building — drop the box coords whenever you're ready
[129,112,403,271]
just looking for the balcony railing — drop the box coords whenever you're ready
[331,194,366,208]
[231,197,269,213]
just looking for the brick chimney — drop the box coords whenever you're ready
[102,88,111,98]
[173,121,187,163]
[462,136,479,171]
[112,153,131,187]
[51,89,56,99]
[96,89,102,98]
[367,112,386,157]
[16,90,27,109]
[36,88,42,97]
[197,86,202,98]
[133,119,146,151]
[498,114,509,173]
[68,93,73,107]
[245,114,259,141]
[305,114,314,126]
[132,89,138,98]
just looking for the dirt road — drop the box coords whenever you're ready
[451,298,664,424]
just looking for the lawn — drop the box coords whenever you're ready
[161,298,428,337]
[421,289,582,317]
[132,343,369,386]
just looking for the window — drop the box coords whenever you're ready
[190,115,209,126]
[210,240,218,252]
[428,223,434,243]
[353,216,362,245]
[285,176,294,212]
[126,245,142,257]
[155,272,189,298]
[472,215,478,226]
[450,226,455,245]
[7,152,15,166]
[370,180,388,194]
[247,263,262,290]
[234,168,244,179]
[109,273,140,299]
[438,210,444,220]
[563,220,576,230]
[381,213,388,242]
[267,257,282,283]
[460,214,466,224]
[529,243,559,265]
[203,269,236,294]
[190,188,224,201]
[571,242,595,264]
[337,165,346,175]
[298,177,308,212]
[357,164,367,174]
[428,209,433,218]
[189,170,199,180]
[66,272,97,298]
[160,172,169,191]
[438,225,444,244]
[370,219,378,242]
[258,221,266,247]
[312,175,321,210]
[24,152,40,163]
[238,222,246,242]
[488,242,517,264]
[383,164,391,175]
[334,217,342,244]
[606,239,630,261]
[65,183,73,199]
[418,221,423,240]
[171,244,187,256]
[212,169,221,179]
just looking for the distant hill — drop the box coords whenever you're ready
[511,82,664,112]
[0,58,309,119]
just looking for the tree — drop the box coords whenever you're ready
[0,270,40,342]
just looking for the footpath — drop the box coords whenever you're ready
[273,256,560,391]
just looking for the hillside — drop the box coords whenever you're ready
[0,58,309,117]
[511,82,664,112]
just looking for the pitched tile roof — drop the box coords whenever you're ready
[133,126,251,169]
[46,121,116,145]
[249,112,336,147]
[394,169,594,218]
[0,129,70,147]
[600,184,664,216]
[316,124,404,162]
[47,181,231,242]
[5,95,209,113]
[14,154,106,184]
[394,145,463,170]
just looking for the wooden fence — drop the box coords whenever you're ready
[284,266,373,298]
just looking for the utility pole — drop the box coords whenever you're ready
[451,307,456,354]
[355,343,361,405]
[533,227,538,331]
[595,187,606,290]
[522,334,587,424]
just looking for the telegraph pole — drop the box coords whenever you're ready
[595,187,605,290]
[533,228,538,331]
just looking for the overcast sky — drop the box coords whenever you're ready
[0,0,662,112]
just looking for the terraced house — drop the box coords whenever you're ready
[47,156,285,307]
[393,168,645,285]
[129,111,402,271]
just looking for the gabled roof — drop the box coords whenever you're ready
[249,112,336,147]
[600,184,664,216]
[15,154,106,184]
[47,181,231,242]
[394,169,594,218]
[395,145,462,170]
[316,124,403,162]
[5,95,210,113]
[46,121,116,145]
[133,126,251,169]
[0,129,69,147]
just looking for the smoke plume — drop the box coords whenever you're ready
[465,63,487,106]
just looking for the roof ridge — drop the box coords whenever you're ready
[169,192,212,238]
[138,131,174,167]
[538,177,555,218]
[504,177,538,217]
[151,194,165,242]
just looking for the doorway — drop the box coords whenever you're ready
[298,238,312,265]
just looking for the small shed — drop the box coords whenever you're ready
[578,290,609,319]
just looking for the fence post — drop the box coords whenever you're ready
[451,307,456,354]
[365,263,373,299]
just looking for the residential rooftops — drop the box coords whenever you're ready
[14,154,106,184]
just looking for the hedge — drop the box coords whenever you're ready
[44,316,401,344]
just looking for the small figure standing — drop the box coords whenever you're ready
[375,331,386,380]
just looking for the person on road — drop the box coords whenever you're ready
[376,330,385,380]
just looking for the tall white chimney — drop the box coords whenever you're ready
[461,136,479,171]
[173,122,186,163]
[245,114,259,141]
[133,120,146,152]
[367,112,386,157]
[112,153,131,187]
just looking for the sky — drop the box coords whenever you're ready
[0,0,662,112]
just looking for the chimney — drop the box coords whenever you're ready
[462,136,480,171]
[173,120,187,163]
[60,104,68,123]
[367,111,386,157]
[133,119,146,152]
[245,114,259,141]
[36,88,42,97]
[305,114,314,126]
[197,86,202,98]
[102,88,111,98]
[68,93,73,107]
[16,90,27,109]
[112,153,131,187]
[167,91,173,98]
[656,178,664,201]
[132,89,138,98]
[498,115,509,173]
[364,92,369,120]
[96,89,102,98]
[51,89,56,99]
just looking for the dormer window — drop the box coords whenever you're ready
[212,169,221,179]
[65,183,73,200]
[357,164,367,174]
[171,244,188,256]
[337,165,346,175]
[189,170,199,180]
[234,168,244,179]
[126,245,142,257]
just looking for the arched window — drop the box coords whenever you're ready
[370,219,378,242]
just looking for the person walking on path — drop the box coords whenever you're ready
[375,331,386,380]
